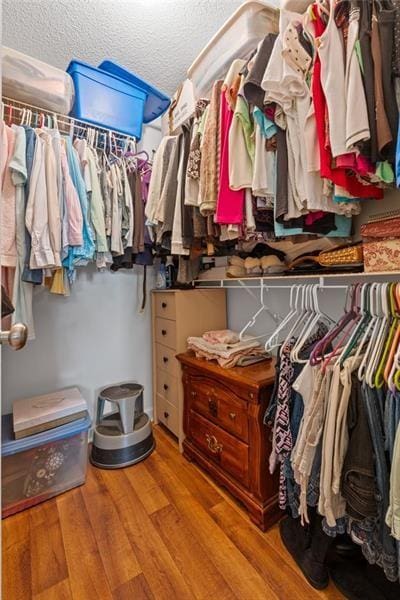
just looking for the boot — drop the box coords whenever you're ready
[280,514,332,590]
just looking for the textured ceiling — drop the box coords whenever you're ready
[3,0,251,96]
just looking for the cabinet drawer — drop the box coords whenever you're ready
[188,410,249,487]
[157,394,179,436]
[155,317,177,349]
[156,371,179,407]
[189,378,248,442]
[156,344,179,377]
[154,293,176,321]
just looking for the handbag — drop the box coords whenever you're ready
[287,243,364,270]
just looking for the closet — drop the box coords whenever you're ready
[2,0,400,599]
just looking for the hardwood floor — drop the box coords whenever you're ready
[2,426,344,600]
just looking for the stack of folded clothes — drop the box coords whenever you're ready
[187,329,271,368]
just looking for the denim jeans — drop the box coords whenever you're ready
[384,390,400,461]
[362,384,398,582]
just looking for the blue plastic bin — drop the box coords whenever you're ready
[67,60,147,139]
[2,412,91,517]
[98,60,171,123]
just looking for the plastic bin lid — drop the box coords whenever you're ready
[98,61,171,123]
[1,412,91,457]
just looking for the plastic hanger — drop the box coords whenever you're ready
[358,283,385,381]
[278,285,310,353]
[8,104,13,126]
[374,283,398,388]
[264,285,302,352]
[386,284,400,390]
[289,285,315,359]
[363,283,390,387]
[338,283,371,367]
[384,283,400,384]
[309,284,357,366]
[350,283,384,370]
[239,283,280,342]
[319,285,363,371]
[291,285,333,363]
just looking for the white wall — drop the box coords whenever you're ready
[2,265,156,419]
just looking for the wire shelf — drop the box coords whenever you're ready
[2,96,137,153]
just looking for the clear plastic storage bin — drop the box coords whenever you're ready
[1,413,91,518]
[2,46,75,115]
[67,60,147,139]
[187,1,279,98]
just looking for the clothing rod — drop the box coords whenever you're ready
[194,281,349,290]
[2,96,137,143]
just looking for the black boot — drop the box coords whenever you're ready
[280,514,332,590]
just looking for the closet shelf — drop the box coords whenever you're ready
[193,270,400,288]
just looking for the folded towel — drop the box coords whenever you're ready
[202,329,240,345]
[188,345,267,369]
[187,335,260,357]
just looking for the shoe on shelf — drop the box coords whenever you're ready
[261,255,286,274]
[244,257,262,276]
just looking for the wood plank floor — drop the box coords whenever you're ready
[2,426,344,600]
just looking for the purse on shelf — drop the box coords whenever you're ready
[287,243,364,271]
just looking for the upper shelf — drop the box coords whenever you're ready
[193,270,400,287]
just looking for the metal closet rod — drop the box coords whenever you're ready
[2,96,137,148]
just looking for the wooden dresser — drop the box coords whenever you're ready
[178,352,279,531]
[151,289,226,451]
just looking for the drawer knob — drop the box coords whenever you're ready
[208,398,218,417]
[229,412,236,420]
[205,434,223,455]
[162,302,167,308]
[161,329,167,336]
[249,392,254,400]
[163,356,169,363]
[164,411,169,419]
[163,384,169,391]
[191,391,197,397]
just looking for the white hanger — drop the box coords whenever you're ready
[281,284,312,350]
[20,108,27,125]
[350,284,378,367]
[291,284,334,363]
[290,285,316,361]
[264,284,301,352]
[239,282,279,342]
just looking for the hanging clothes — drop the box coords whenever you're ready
[215,59,246,225]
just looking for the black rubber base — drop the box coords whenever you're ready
[90,433,155,469]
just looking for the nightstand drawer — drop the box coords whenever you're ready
[155,317,177,349]
[157,394,179,436]
[188,410,249,487]
[156,344,179,377]
[189,378,248,443]
[154,293,176,321]
[156,371,178,407]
